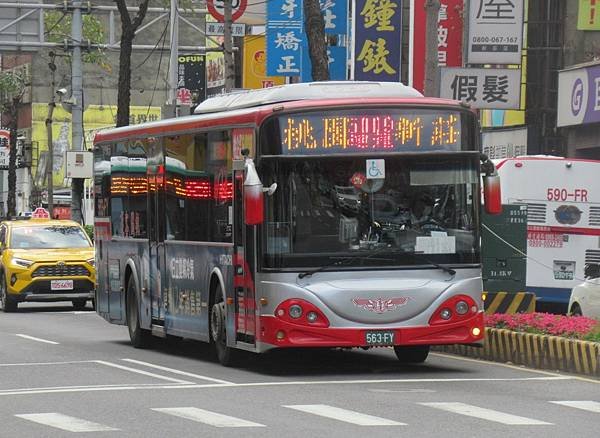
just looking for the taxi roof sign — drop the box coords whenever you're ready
[31,207,50,219]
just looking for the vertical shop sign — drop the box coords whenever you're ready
[411,0,463,93]
[243,36,286,88]
[177,55,206,106]
[266,0,305,77]
[353,0,402,82]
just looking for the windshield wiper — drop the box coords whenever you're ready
[298,244,394,279]
[297,245,456,279]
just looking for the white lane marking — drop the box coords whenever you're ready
[94,360,194,384]
[284,404,405,426]
[420,402,552,425]
[550,401,600,413]
[152,407,265,428]
[0,376,574,397]
[15,413,119,432]
[0,360,96,367]
[121,359,234,385]
[15,334,59,345]
[368,388,436,394]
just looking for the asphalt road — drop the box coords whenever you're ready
[1,302,599,438]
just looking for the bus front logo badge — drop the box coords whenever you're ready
[554,205,582,225]
[352,297,409,314]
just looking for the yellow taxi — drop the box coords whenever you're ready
[0,217,95,312]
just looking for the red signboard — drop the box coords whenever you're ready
[207,0,247,23]
[412,0,463,94]
[32,207,50,219]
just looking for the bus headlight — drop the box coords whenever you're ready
[455,300,469,315]
[440,308,452,320]
[306,311,318,323]
[289,304,303,319]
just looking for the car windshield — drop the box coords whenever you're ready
[260,155,480,269]
[10,226,91,249]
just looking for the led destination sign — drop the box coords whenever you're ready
[278,110,463,155]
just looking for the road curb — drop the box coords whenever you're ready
[434,328,600,377]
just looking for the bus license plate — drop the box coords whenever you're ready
[365,331,395,346]
[51,280,73,290]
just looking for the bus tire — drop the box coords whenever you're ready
[394,345,430,363]
[210,284,239,367]
[0,273,17,313]
[126,275,152,348]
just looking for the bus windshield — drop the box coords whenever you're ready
[260,155,480,270]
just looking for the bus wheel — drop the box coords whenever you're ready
[0,273,17,313]
[210,286,239,367]
[394,345,430,363]
[126,276,152,348]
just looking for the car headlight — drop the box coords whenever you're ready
[87,258,95,267]
[11,257,33,267]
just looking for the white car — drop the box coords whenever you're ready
[568,264,600,318]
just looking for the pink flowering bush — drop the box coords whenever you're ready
[485,312,600,342]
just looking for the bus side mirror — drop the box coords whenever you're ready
[483,175,502,215]
[244,158,264,225]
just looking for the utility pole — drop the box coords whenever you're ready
[45,55,57,219]
[424,0,441,97]
[71,0,84,223]
[168,0,179,109]
[223,0,235,92]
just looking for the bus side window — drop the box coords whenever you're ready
[207,130,233,243]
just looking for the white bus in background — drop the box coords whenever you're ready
[494,156,600,312]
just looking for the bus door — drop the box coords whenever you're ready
[233,167,256,344]
[148,155,166,322]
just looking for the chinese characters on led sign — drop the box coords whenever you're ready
[280,113,461,154]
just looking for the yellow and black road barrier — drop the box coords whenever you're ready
[482,291,536,314]
[434,328,600,378]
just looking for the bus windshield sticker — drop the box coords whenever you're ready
[415,235,456,254]
[366,159,385,179]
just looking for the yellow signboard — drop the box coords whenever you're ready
[578,0,600,30]
[32,103,161,187]
[243,35,285,89]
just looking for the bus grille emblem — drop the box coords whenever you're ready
[352,297,410,313]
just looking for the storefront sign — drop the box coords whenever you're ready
[353,0,402,82]
[557,62,600,127]
[440,67,521,109]
[467,0,524,65]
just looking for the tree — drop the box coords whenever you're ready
[0,71,26,217]
[115,0,151,127]
[304,0,329,81]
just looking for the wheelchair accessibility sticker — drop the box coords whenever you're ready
[366,159,385,179]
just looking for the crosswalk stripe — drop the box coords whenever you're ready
[94,360,193,384]
[121,359,234,385]
[419,402,552,425]
[283,404,405,426]
[152,407,265,427]
[15,413,118,432]
[550,401,600,413]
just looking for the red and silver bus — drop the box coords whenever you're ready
[495,156,600,312]
[93,82,501,366]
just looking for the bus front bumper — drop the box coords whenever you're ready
[258,311,485,349]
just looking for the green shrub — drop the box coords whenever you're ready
[84,225,94,242]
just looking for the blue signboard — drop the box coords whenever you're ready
[268,0,304,24]
[353,0,402,82]
[321,0,348,35]
[301,45,347,82]
[267,0,305,77]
